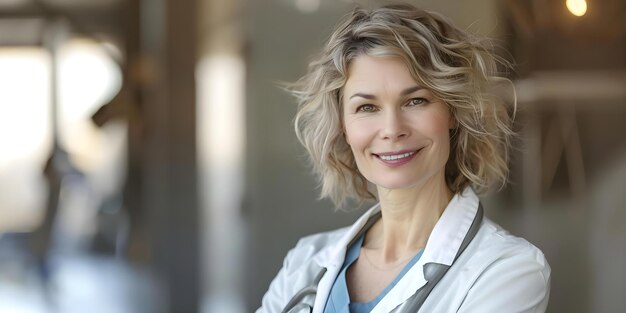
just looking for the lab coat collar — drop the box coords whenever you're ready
[374,186,479,312]
[313,202,381,268]
[420,186,479,266]
[311,203,381,312]
[311,187,480,313]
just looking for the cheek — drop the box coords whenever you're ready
[419,110,453,164]
[343,118,374,150]
[414,107,452,138]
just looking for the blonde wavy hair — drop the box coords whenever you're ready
[290,3,515,208]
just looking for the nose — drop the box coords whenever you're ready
[380,109,409,141]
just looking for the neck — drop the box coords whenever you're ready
[365,175,453,263]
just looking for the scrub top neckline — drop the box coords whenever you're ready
[323,234,424,313]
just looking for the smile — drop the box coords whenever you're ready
[373,148,422,167]
[379,151,415,161]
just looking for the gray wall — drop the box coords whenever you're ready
[243,2,362,309]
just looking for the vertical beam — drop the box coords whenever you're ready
[122,0,146,261]
[522,110,542,209]
[197,0,246,311]
[164,0,199,310]
[140,0,199,311]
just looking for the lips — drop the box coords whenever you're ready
[373,148,423,167]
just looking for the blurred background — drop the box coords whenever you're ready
[0,0,624,312]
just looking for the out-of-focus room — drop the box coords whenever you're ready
[0,0,624,312]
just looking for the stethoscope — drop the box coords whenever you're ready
[281,203,484,313]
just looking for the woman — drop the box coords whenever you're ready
[258,4,550,313]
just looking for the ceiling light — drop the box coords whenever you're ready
[566,0,587,17]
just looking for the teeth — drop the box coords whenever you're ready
[379,151,415,161]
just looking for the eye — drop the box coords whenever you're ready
[356,104,377,113]
[407,98,427,106]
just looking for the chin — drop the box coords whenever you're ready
[368,167,444,191]
[371,177,422,191]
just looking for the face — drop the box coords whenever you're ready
[342,55,454,191]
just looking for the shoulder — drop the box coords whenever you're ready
[256,226,352,313]
[474,218,549,271]
[453,218,551,312]
[283,226,350,270]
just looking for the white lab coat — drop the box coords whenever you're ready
[257,188,551,313]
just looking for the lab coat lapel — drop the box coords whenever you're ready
[311,187,479,313]
[311,204,380,313]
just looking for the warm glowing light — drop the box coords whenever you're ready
[0,48,50,232]
[566,0,587,17]
[0,40,123,233]
[0,48,51,168]
[58,39,122,170]
[198,55,245,168]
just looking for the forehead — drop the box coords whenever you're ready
[344,55,418,94]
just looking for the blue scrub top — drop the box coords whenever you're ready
[323,235,424,313]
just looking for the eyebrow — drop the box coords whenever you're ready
[349,85,423,100]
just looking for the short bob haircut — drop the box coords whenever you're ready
[290,3,515,208]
